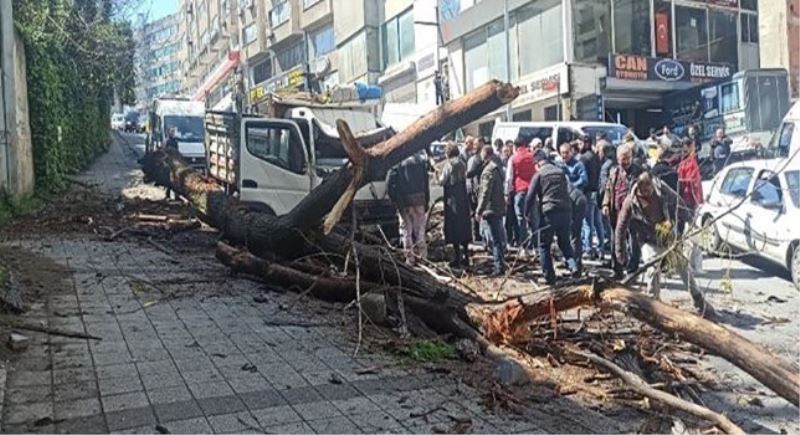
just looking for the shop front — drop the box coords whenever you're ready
[601,53,734,138]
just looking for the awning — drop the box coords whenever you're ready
[192,50,240,102]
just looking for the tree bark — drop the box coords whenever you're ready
[470,283,800,407]
[141,80,519,257]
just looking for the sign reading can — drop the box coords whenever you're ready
[609,54,733,83]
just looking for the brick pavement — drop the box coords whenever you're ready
[0,135,628,434]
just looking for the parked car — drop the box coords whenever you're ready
[111,113,125,130]
[124,112,142,133]
[697,154,800,289]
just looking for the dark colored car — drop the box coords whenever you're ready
[124,112,142,133]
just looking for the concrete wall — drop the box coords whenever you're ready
[759,0,799,99]
[0,3,34,197]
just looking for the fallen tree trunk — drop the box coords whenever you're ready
[471,284,800,407]
[215,242,378,302]
[141,80,519,257]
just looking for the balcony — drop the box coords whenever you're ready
[300,0,331,29]
[269,0,302,45]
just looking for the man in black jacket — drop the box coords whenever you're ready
[387,151,430,266]
[524,150,579,284]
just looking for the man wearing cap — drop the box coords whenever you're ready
[506,136,537,258]
[524,150,579,284]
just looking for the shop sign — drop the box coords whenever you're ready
[608,54,732,83]
[513,64,568,107]
[248,65,306,105]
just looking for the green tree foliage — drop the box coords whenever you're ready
[14,0,136,191]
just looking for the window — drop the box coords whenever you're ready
[516,1,563,74]
[242,23,256,45]
[270,1,291,28]
[773,122,795,157]
[720,82,741,113]
[720,167,754,198]
[544,105,559,121]
[557,127,580,145]
[512,111,532,122]
[785,170,799,208]
[708,9,737,65]
[741,0,757,11]
[572,0,611,62]
[275,40,305,71]
[381,9,415,69]
[676,5,708,62]
[741,14,759,43]
[308,24,335,61]
[654,0,671,56]
[753,171,782,209]
[303,0,322,8]
[518,126,553,143]
[339,29,380,81]
[612,0,651,56]
[246,123,307,175]
[252,59,272,85]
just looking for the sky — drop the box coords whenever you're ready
[135,0,177,22]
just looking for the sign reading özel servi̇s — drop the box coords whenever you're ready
[608,54,732,83]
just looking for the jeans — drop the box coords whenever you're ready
[581,192,604,255]
[538,210,575,283]
[398,205,428,265]
[513,193,531,250]
[482,215,507,274]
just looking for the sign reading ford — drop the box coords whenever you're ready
[608,54,733,83]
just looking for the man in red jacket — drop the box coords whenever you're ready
[677,137,703,234]
[506,136,537,258]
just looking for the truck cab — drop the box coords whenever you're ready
[146,98,206,169]
[206,100,397,228]
[768,100,800,160]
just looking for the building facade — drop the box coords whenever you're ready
[179,0,442,111]
[133,13,186,107]
[759,0,799,100]
[440,0,761,138]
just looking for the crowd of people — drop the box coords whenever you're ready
[386,127,731,317]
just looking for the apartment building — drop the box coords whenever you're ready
[759,0,799,100]
[179,0,442,110]
[133,12,186,107]
[180,0,241,107]
[440,0,761,138]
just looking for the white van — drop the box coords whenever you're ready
[146,98,206,169]
[769,100,800,159]
[491,121,637,150]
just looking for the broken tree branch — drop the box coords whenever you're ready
[566,348,744,435]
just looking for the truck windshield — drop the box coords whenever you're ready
[164,116,204,142]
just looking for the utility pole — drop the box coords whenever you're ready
[503,0,512,121]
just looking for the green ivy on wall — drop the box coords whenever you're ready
[13,0,135,191]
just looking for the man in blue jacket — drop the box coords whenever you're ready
[559,142,588,191]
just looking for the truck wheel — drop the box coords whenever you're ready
[791,243,800,291]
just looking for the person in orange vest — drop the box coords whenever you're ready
[505,136,537,258]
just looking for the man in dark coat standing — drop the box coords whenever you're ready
[387,150,430,266]
[438,142,472,268]
[476,146,507,275]
[525,150,579,284]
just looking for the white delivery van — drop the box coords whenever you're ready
[146,98,206,169]
[491,121,642,151]
[768,100,800,160]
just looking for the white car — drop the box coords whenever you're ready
[111,113,125,130]
[697,155,800,289]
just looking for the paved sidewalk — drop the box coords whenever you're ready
[0,135,627,434]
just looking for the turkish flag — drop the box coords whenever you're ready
[656,13,670,55]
